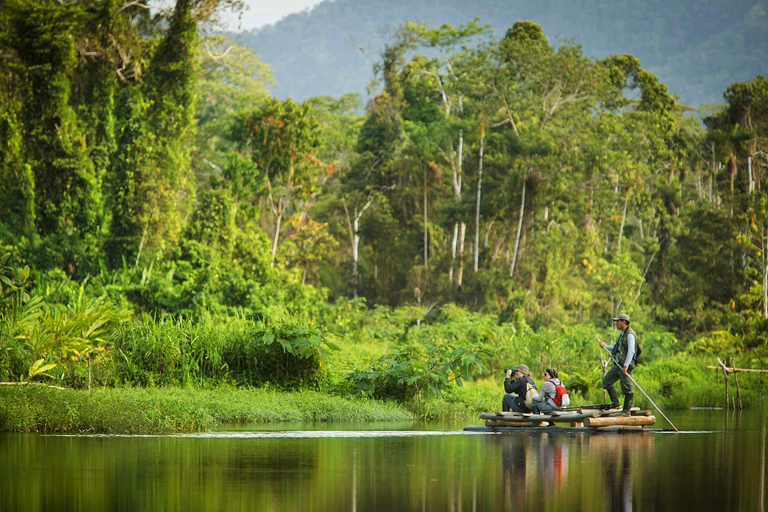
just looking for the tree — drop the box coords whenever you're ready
[233,98,326,265]
[107,0,200,266]
[4,0,103,274]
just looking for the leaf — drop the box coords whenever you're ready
[27,359,56,380]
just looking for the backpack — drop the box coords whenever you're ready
[551,383,570,407]
[524,381,537,409]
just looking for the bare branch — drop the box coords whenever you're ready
[120,1,150,13]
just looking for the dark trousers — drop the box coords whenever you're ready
[502,394,530,413]
[602,364,634,396]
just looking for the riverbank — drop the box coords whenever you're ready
[3,351,765,434]
[0,386,414,434]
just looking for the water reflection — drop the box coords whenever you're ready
[495,432,654,512]
[1,411,766,511]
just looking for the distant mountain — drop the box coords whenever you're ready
[235,0,768,108]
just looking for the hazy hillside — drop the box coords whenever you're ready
[235,0,768,107]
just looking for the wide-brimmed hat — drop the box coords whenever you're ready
[612,313,630,322]
[515,364,529,374]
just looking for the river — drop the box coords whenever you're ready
[1,409,765,511]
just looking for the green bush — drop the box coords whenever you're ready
[224,312,338,388]
[112,311,336,388]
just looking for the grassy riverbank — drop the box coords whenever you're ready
[0,386,413,434]
[3,349,764,434]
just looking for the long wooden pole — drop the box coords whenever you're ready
[731,356,742,409]
[706,366,768,373]
[613,362,679,432]
[599,350,607,403]
[718,358,730,409]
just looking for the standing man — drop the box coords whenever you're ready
[598,313,637,415]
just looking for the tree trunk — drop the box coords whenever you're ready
[423,168,429,269]
[763,221,767,320]
[449,223,458,281]
[617,188,629,251]
[510,179,526,277]
[353,210,360,297]
[342,197,373,299]
[450,132,464,283]
[270,203,284,267]
[134,223,148,269]
[473,135,484,272]
[457,222,466,286]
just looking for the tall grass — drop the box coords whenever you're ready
[110,312,333,388]
[0,386,413,434]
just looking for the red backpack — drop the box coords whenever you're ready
[551,383,570,407]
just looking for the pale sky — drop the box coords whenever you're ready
[222,0,326,30]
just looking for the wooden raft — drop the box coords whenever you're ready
[479,407,655,430]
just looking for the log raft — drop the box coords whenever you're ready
[473,408,656,432]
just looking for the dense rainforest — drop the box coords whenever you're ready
[236,0,768,108]
[1,0,767,427]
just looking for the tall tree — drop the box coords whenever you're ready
[6,0,102,273]
[108,0,200,265]
[233,98,325,265]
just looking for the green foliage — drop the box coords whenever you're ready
[1,5,768,430]
[234,313,338,388]
[111,312,336,389]
[343,308,495,400]
[0,386,412,433]
[0,256,131,384]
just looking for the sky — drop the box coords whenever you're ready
[221,0,326,30]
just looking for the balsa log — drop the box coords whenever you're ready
[594,425,643,432]
[479,412,527,421]
[584,415,656,427]
[548,412,598,423]
[479,412,556,422]
[485,419,535,427]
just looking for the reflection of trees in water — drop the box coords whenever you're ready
[495,433,655,511]
[591,434,655,512]
[499,434,575,510]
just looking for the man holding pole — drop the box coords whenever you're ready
[598,313,636,416]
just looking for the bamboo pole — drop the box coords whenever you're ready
[731,356,742,409]
[0,382,65,390]
[706,366,768,373]
[599,350,607,403]
[580,406,640,415]
[613,362,679,432]
[585,415,656,427]
[718,358,730,409]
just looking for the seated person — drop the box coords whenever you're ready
[531,368,565,413]
[502,364,537,413]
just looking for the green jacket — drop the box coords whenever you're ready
[611,327,637,367]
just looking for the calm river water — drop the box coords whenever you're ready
[1,410,766,511]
